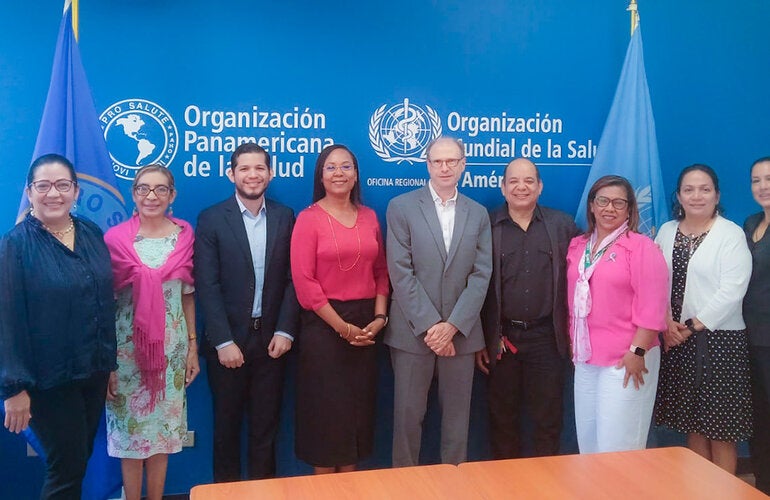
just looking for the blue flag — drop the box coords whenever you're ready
[14,2,124,498]
[17,1,128,232]
[574,26,668,237]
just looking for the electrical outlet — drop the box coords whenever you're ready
[182,430,195,447]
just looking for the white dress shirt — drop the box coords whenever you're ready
[428,181,458,253]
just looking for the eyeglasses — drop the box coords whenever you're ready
[29,179,77,193]
[430,158,464,168]
[323,164,355,173]
[134,184,172,197]
[593,196,629,210]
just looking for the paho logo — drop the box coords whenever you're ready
[369,98,441,164]
[100,99,179,180]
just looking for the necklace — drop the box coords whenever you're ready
[677,218,715,257]
[680,217,715,239]
[586,229,626,266]
[675,228,709,258]
[685,231,709,257]
[325,213,361,271]
[42,216,75,239]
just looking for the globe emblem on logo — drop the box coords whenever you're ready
[369,98,442,163]
[100,99,179,180]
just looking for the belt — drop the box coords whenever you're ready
[502,317,550,331]
[250,317,262,331]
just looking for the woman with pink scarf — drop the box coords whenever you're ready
[566,175,668,453]
[104,165,197,500]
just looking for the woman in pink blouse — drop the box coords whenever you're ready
[290,144,389,474]
[567,175,668,453]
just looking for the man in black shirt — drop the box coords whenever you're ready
[478,157,579,459]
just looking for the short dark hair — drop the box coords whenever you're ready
[132,164,175,191]
[671,164,722,220]
[312,144,362,204]
[584,175,639,235]
[231,142,271,170]
[751,156,770,175]
[27,153,77,186]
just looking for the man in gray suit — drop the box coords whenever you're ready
[385,137,492,466]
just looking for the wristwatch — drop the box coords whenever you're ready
[684,319,699,335]
[629,344,646,357]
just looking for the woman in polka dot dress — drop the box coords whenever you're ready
[654,164,752,474]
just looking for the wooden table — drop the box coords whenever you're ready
[190,464,482,500]
[458,446,767,499]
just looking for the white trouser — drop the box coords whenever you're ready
[574,346,660,454]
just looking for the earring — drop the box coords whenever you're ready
[71,202,78,212]
[167,205,173,216]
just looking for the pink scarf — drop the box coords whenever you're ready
[104,215,194,411]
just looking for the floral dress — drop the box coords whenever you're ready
[105,228,194,458]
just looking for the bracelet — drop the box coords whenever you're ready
[374,314,389,326]
[338,323,351,340]
[188,334,197,341]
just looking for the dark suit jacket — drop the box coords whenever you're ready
[481,204,579,367]
[194,196,299,351]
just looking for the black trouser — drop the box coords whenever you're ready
[206,325,286,482]
[487,324,564,459]
[28,372,109,500]
[750,345,770,494]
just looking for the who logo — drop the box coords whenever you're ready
[369,98,441,164]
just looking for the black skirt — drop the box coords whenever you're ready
[295,298,378,467]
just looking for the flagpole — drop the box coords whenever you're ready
[63,0,79,40]
[72,0,79,40]
[627,0,639,36]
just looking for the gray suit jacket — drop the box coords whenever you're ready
[384,186,492,355]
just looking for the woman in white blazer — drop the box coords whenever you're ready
[654,164,752,474]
